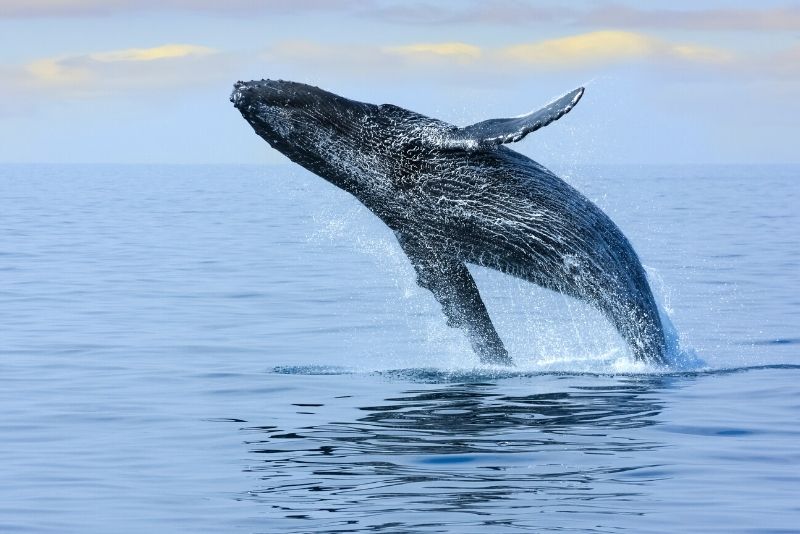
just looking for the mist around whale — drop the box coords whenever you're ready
[231,79,670,366]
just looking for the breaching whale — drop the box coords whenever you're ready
[231,79,668,366]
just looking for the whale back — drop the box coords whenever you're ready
[395,144,666,362]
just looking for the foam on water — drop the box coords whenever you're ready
[270,364,800,384]
[301,199,706,376]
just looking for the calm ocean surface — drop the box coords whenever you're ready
[1,163,798,533]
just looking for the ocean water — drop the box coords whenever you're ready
[1,163,798,533]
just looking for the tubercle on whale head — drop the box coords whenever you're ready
[231,79,295,113]
[231,79,361,135]
[229,78,451,189]
[230,78,449,142]
[231,79,401,199]
[230,79,357,114]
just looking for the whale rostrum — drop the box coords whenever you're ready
[231,79,668,366]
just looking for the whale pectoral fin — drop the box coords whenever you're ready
[449,87,584,147]
[398,239,512,366]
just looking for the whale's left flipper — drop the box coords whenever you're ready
[449,87,584,146]
[398,236,512,366]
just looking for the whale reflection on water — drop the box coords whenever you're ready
[238,374,676,532]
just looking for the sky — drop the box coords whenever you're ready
[0,0,798,165]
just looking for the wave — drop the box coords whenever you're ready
[271,363,800,383]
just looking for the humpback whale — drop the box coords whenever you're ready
[231,80,668,366]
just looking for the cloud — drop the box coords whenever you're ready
[582,4,800,32]
[501,31,653,67]
[0,0,358,18]
[255,31,800,93]
[25,58,92,86]
[15,44,217,93]
[261,31,735,81]
[370,2,800,32]
[1,0,129,17]
[385,42,482,62]
[88,44,215,62]
[362,2,569,26]
[500,31,733,68]
[3,43,233,104]
[263,40,486,78]
[2,30,796,117]
[3,1,800,33]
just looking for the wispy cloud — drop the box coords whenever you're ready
[363,2,569,26]
[582,4,800,32]
[5,43,231,101]
[499,31,733,68]
[88,44,215,62]
[262,31,735,80]
[0,0,357,18]
[251,31,800,97]
[3,1,800,33]
[370,2,800,31]
[385,42,482,62]
[2,30,797,117]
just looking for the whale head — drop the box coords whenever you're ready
[231,79,453,202]
[231,80,369,150]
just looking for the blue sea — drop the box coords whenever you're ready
[1,163,798,533]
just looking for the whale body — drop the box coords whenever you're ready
[231,79,668,366]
